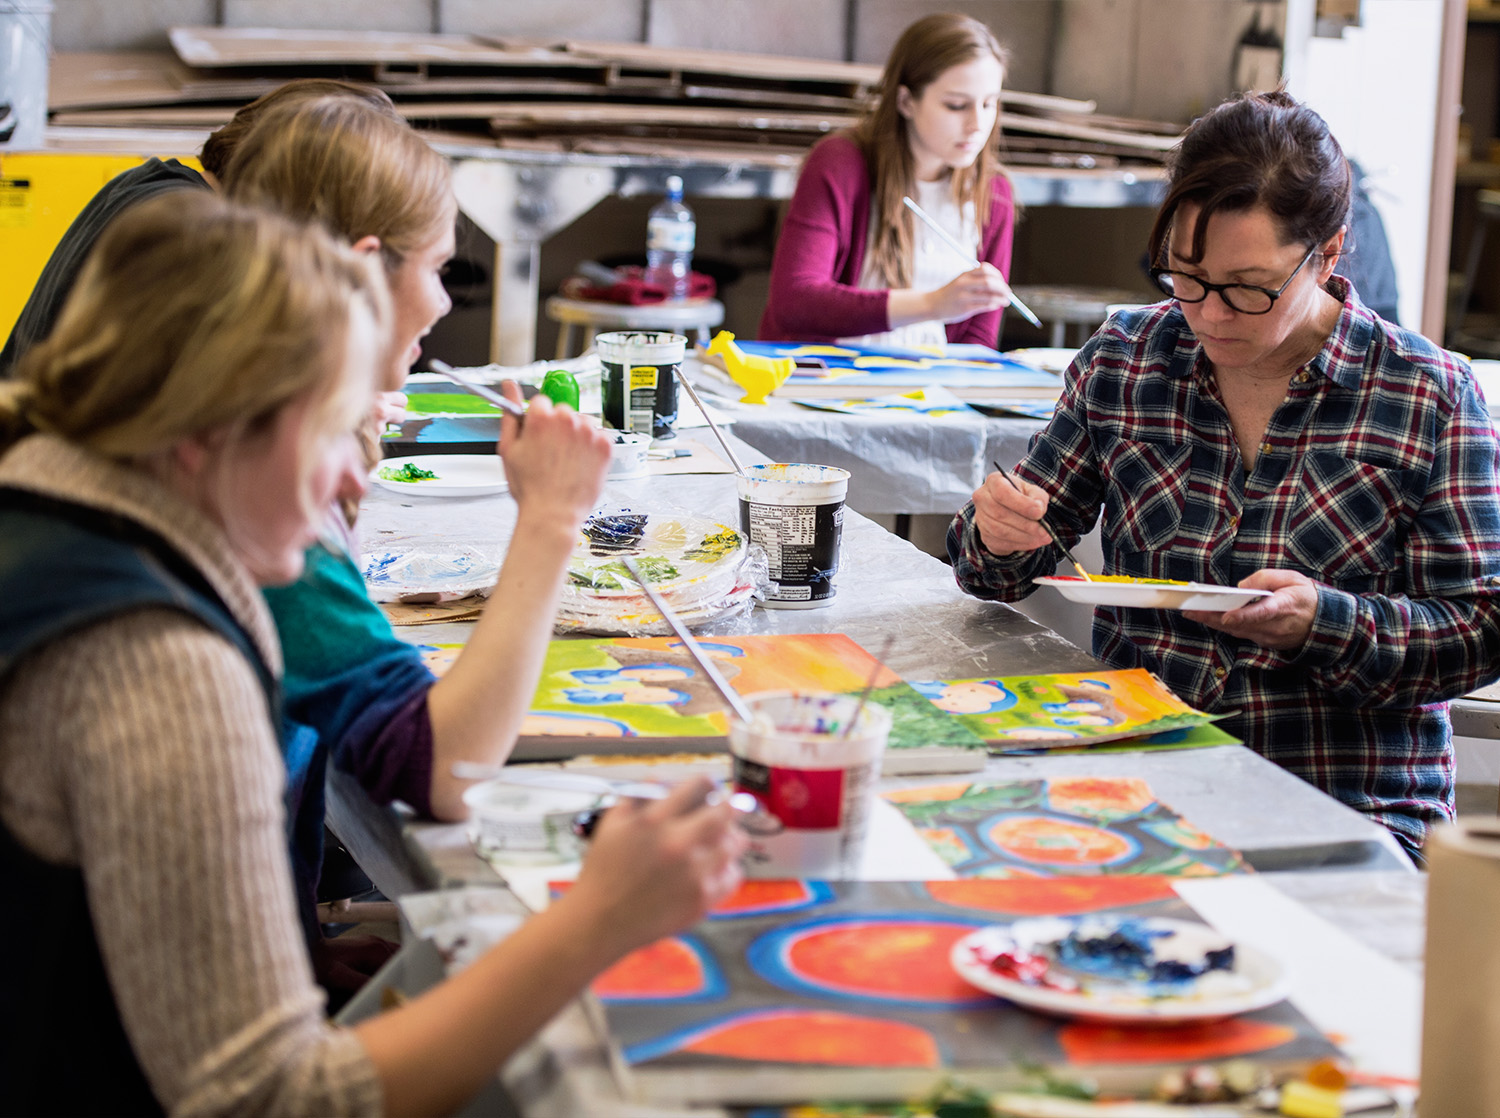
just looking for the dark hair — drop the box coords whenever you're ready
[852,12,1009,288]
[199,79,399,178]
[1147,90,1352,266]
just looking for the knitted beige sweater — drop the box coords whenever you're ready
[0,435,382,1116]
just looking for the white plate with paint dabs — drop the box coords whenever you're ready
[373,455,508,497]
[1036,576,1271,612]
[951,915,1288,1023]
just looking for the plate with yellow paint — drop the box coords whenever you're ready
[1036,575,1271,611]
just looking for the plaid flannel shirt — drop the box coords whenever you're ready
[949,279,1500,855]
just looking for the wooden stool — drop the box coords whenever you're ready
[1009,285,1148,347]
[545,295,726,359]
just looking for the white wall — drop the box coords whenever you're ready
[1283,0,1445,332]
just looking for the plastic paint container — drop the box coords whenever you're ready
[461,779,600,864]
[606,430,651,480]
[728,691,891,877]
[736,462,850,608]
[0,2,52,149]
[598,330,684,441]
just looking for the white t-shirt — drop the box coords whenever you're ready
[841,176,979,350]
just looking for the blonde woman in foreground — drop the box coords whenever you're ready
[0,192,746,1116]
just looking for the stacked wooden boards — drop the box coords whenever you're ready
[50,28,1182,168]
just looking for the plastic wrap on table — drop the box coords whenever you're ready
[361,537,501,603]
[556,504,767,635]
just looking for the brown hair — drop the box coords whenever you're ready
[0,192,390,522]
[199,78,399,179]
[851,12,1009,288]
[221,94,454,271]
[1148,90,1352,266]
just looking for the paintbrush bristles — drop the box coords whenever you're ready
[990,460,1091,581]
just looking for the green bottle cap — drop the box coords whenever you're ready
[540,369,580,410]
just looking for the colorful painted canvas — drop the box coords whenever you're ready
[731,340,1063,391]
[416,634,990,772]
[586,877,1335,1106]
[790,385,977,418]
[909,668,1231,754]
[884,778,1248,879]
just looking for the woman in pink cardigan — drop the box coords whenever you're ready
[760,12,1017,348]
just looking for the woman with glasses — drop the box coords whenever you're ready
[947,90,1500,863]
[758,12,1018,347]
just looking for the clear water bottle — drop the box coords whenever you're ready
[644,175,696,301]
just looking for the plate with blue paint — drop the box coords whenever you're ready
[362,544,499,603]
[951,915,1287,1022]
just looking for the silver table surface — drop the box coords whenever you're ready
[343,429,1413,897]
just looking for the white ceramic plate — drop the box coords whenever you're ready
[1036,576,1272,611]
[372,454,508,497]
[951,916,1288,1023]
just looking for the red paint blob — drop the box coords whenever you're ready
[684,1009,941,1067]
[593,937,705,999]
[1060,1018,1298,1064]
[786,921,980,1002]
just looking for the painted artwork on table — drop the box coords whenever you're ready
[883,778,1248,879]
[585,878,1335,1106]
[416,634,989,771]
[730,340,1063,390]
[909,668,1232,754]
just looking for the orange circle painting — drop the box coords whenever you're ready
[982,813,1139,867]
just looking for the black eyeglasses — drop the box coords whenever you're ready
[1150,244,1318,315]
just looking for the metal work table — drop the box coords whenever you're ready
[442,141,1165,365]
[330,429,1419,1117]
[31,128,1167,366]
[342,428,1412,895]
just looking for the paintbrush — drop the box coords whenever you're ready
[901,195,1043,329]
[427,359,528,420]
[991,460,1092,581]
[841,635,896,740]
[671,365,747,475]
[619,556,756,724]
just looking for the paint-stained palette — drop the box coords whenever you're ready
[951,915,1289,1023]
[591,878,1337,1106]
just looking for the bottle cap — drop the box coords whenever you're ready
[540,369,581,411]
[665,174,683,196]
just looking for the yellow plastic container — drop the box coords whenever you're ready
[0,151,202,341]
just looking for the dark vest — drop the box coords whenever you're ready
[0,489,279,1116]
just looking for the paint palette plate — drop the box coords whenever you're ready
[372,454,508,497]
[1036,576,1272,612]
[951,916,1288,1023]
[559,512,752,635]
[361,544,498,603]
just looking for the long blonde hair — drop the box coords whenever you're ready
[853,12,1009,288]
[222,94,455,270]
[1,191,391,521]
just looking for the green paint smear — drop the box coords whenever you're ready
[377,461,439,482]
[404,392,505,416]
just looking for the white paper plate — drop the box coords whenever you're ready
[372,455,508,497]
[1036,576,1272,611]
[951,916,1288,1023]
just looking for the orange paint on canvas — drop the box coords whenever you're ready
[593,937,704,999]
[1047,776,1156,818]
[985,815,1136,866]
[1059,1018,1298,1064]
[684,1009,941,1067]
[787,922,979,1001]
[925,877,1178,914]
[883,782,974,804]
[712,879,819,914]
